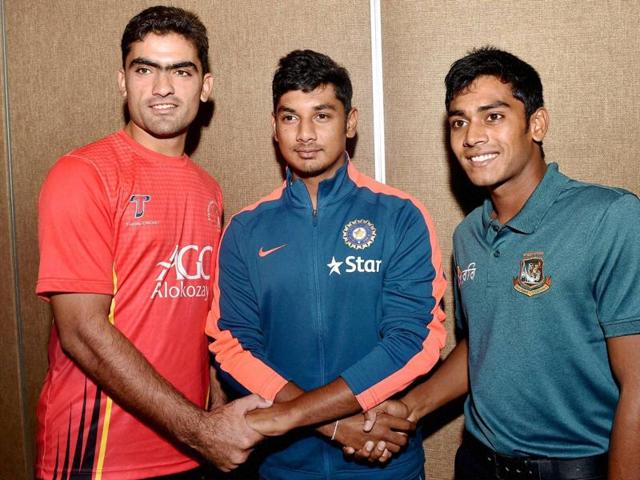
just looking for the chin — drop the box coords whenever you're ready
[464,173,497,188]
[148,124,188,139]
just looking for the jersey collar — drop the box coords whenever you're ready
[482,163,571,234]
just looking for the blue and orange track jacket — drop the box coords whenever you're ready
[207,159,446,479]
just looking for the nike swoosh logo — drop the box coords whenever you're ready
[258,244,287,258]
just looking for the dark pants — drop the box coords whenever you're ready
[455,433,607,480]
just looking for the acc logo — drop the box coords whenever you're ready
[513,251,552,297]
[343,219,376,250]
[152,244,213,299]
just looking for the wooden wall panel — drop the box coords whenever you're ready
[0,4,28,477]
[381,2,640,479]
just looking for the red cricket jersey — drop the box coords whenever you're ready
[36,130,222,479]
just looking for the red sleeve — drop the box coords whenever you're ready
[36,155,115,300]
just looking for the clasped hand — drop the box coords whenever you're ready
[245,399,414,464]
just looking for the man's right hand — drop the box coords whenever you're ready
[194,394,271,472]
[342,399,410,462]
[334,407,414,463]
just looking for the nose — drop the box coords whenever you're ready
[152,71,174,97]
[463,121,488,148]
[296,118,316,143]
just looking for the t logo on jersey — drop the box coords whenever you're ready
[129,194,151,218]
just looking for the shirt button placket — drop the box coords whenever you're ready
[486,222,504,288]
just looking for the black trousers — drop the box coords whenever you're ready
[455,433,607,480]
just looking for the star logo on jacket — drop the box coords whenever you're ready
[343,219,376,250]
[513,251,552,297]
[327,256,344,275]
[129,194,151,218]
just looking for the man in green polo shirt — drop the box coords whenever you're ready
[352,47,640,480]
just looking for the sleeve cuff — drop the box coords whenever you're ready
[602,318,640,338]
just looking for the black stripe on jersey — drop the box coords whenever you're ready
[53,378,103,479]
[60,409,72,479]
[70,382,88,474]
[79,385,102,472]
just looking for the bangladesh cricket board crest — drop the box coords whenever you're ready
[513,251,552,297]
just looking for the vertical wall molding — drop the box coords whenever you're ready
[1,0,31,476]
[369,0,386,183]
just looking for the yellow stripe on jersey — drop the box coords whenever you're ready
[96,269,118,479]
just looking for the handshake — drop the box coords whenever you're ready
[201,395,415,472]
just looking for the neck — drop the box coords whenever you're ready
[124,123,186,157]
[490,158,547,224]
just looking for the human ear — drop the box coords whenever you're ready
[346,108,358,138]
[117,69,127,97]
[200,73,214,102]
[530,107,549,142]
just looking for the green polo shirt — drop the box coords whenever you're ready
[454,163,640,457]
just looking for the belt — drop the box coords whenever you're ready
[462,433,607,480]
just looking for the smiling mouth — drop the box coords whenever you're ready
[150,103,177,112]
[466,153,498,163]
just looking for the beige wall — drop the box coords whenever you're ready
[0,5,29,475]
[1,1,638,479]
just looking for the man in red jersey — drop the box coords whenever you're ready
[35,6,267,479]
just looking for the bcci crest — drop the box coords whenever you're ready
[342,219,376,250]
[513,251,551,297]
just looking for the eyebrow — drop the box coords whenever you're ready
[129,57,199,73]
[313,104,337,111]
[448,100,511,117]
[478,101,510,111]
[277,103,338,114]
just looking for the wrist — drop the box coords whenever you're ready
[176,405,207,452]
[283,399,305,431]
[317,421,335,438]
[402,395,422,422]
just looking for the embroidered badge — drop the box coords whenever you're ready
[207,199,221,227]
[456,262,477,287]
[342,219,376,250]
[513,252,552,297]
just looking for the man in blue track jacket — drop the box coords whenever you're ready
[206,50,447,479]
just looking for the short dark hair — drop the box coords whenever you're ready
[445,46,544,122]
[272,50,352,114]
[121,5,210,74]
